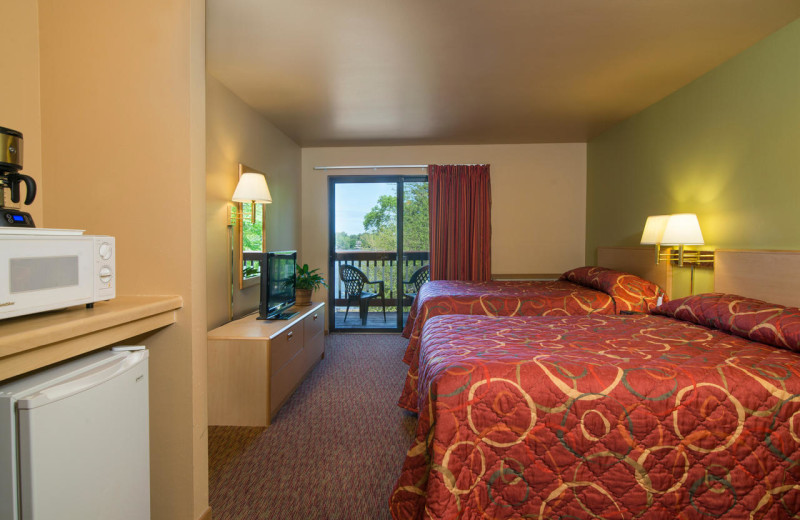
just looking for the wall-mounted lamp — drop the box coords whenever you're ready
[640,213,714,294]
[640,213,715,267]
[640,214,670,265]
[226,169,272,321]
[660,213,706,267]
[230,172,272,225]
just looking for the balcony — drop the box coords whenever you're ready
[332,250,429,330]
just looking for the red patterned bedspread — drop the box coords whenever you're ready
[391,314,800,519]
[399,278,632,412]
[402,279,616,364]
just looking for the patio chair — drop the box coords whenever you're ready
[339,264,387,326]
[403,264,430,300]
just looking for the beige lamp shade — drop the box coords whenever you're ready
[232,172,272,203]
[661,213,704,245]
[640,215,670,245]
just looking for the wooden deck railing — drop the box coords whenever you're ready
[333,250,429,307]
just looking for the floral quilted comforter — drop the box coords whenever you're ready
[399,269,667,412]
[390,312,800,519]
[401,279,616,363]
[402,268,666,366]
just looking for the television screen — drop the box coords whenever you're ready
[259,251,297,320]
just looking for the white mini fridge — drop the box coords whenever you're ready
[0,349,150,520]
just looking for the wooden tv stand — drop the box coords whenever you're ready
[207,302,325,427]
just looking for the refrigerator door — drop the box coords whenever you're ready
[0,350,132,520]
[16,350,150,520]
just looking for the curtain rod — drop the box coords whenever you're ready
[313,165,428,170]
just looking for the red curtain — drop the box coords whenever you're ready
[428,164,491,281]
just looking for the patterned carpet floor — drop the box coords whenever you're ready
[208,333,417,519]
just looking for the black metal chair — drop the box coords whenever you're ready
[339,264,387,326]
[403,264,430,300]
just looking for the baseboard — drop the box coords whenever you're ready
[197,506,212,520]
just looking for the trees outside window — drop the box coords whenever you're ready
[337,183,428,252]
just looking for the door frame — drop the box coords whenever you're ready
[327,175,428,332]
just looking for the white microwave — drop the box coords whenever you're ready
[0,232,115,320]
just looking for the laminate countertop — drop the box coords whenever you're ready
[0,295,182,381]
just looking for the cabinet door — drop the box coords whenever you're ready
[304,306,324,362]
[270,322,305,414]
[271,322,304,375]
[208,339,269,426]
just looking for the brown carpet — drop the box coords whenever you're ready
[208,333,417,520]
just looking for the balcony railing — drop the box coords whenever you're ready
[333,250,429,308]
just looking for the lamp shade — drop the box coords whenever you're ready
[640,215,669,245]
[660,213,704,245]
[232,172,272,203]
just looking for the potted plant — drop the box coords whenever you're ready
[295,263,327,306]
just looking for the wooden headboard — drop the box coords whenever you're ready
[715,249,800,308]
[594,248,800,307]
[597,247,673,299]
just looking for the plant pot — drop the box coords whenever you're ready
[295,288,312,306]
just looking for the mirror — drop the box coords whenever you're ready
[236,164,267,289]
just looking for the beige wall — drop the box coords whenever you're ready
[38,1,208,519]
[301,144,587,326]
[206,75,302,328]
[0,0,43,225]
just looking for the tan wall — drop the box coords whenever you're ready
[0,0,43,225]
[206,75,302,328]
[301,144,587,326]
[38,1,208,519]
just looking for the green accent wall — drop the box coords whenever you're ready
[586,18,800,297]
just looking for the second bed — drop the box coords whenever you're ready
[391,293,800,519]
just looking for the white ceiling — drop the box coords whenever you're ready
[207,0,800,147]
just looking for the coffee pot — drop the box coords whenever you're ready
[0,126,36,227]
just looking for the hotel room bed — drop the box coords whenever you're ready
[390,293,800,519]
[398,267,667,411]
[402,266,667,362]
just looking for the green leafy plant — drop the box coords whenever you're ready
[242,264,261,278]
[295,264,328,291]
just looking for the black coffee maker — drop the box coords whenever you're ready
[0,126,36,227]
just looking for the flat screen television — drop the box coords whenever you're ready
[258,250,297,320]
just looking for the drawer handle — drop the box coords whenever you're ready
[313,314,318,320]
[287,331,294,340]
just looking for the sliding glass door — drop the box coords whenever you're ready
[328,176,429,332]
